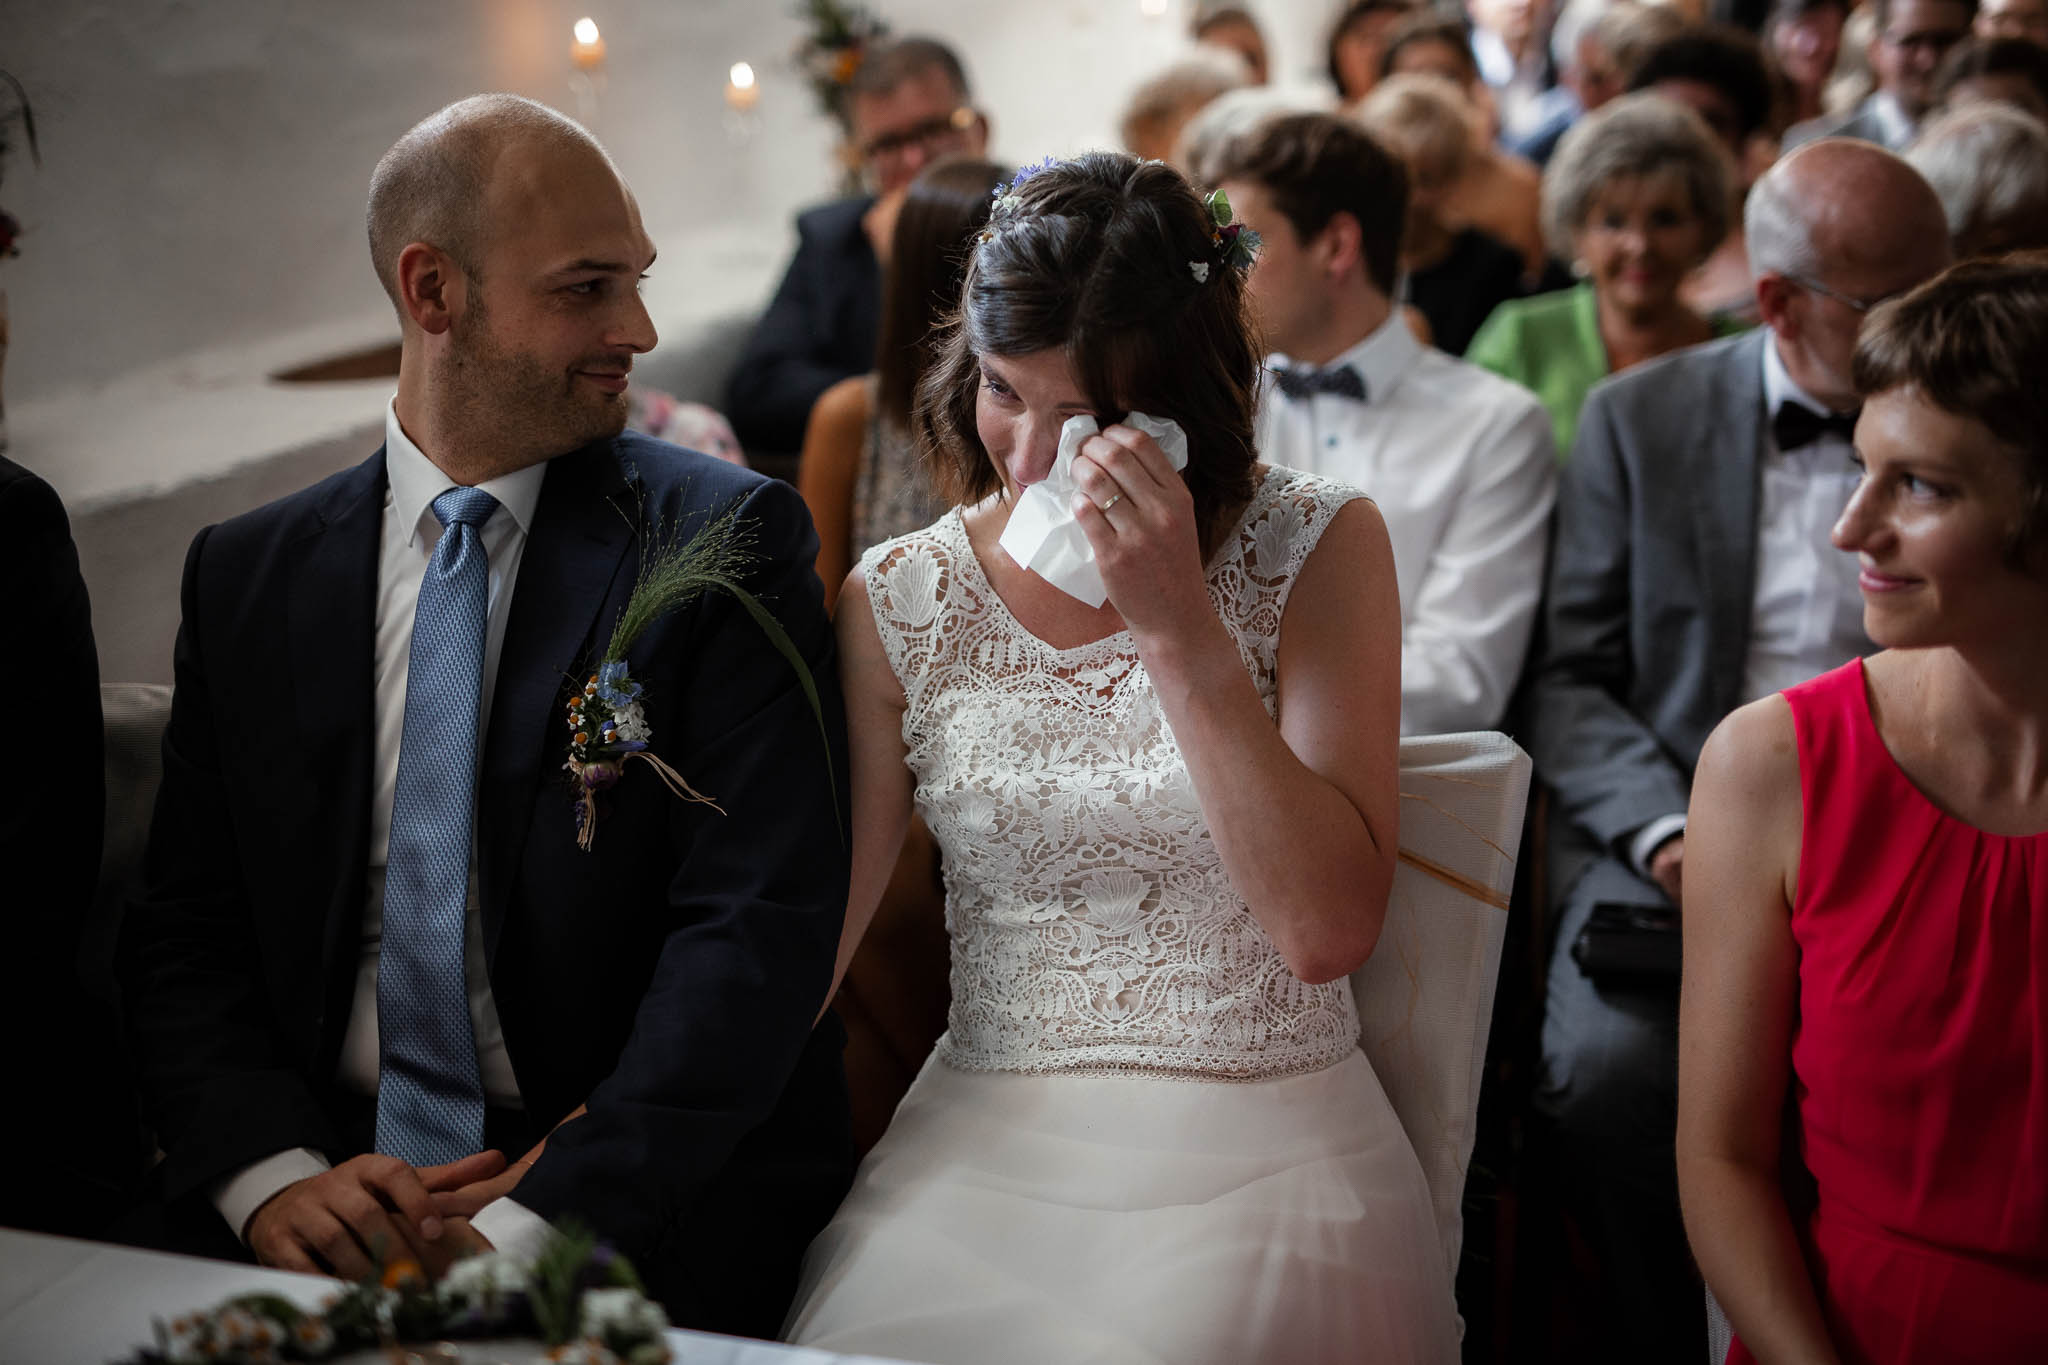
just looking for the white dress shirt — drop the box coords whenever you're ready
[1625,333,1871,874]
[1472,27,1553,145]
[213,400,553,1258]
[1256,313,1559,735]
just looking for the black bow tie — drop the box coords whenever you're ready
[1772,402,1858,451]
[1275,363,1367,403]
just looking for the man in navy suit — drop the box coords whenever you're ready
[724,36,988,463]
[120,95,852,1338]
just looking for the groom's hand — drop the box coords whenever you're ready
[247,1152,472,1278]
[430,1104,586,1218]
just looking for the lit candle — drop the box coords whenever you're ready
[726,61,759,112]
[571,17,606,71]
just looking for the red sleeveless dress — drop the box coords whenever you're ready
[1728,659,2048,1364]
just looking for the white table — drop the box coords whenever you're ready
[0,1227,911,1365]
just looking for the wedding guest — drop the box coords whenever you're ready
[785,151,1460,1363]
[1626,25,1777,322]
[1383,14,1553,278]
[119,95,853,1337]
[1767,0,1851,129]
[1934,33,2048,114]
[1358,74,1529,355]
[1330,0,1427,106]
[1470,0,1567,145]
[1527,137,1950,1362]
[1194,4,1271,85]
[1679,253,2048,1365]
[1515,0,1691,165]
[1468,93,1744,458]
[798,158,1007,608]
[726,38,990,465]
[1177,85,1324,186]
[1216,112,1556,734]
[1120,49,1252,169]
[1978,0,2048,43]
[1786,0,1978,149]
[1906,103,2048,255]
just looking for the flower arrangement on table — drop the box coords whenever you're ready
[124,1224,670,1365]
[793,0,890,130]
[564,494,836,851]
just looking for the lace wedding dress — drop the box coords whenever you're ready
[784,468,1460,1364]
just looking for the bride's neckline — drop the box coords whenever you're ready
[946,465,1279,662]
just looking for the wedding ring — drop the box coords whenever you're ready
[1099,493,1124,513]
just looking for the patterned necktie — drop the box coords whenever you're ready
[1771,401,1858,451]
[1274,363,1368,403]
[375,485,499,1166]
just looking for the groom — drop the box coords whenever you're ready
[119,95,852,1337]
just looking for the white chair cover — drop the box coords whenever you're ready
[1351,730,1531,1284]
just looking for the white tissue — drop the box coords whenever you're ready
[996,411,1191,607]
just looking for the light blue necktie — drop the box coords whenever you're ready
[375,485,499,1166]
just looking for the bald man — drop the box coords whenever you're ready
[1524,139,1951,1360]
[120,95,853,1336]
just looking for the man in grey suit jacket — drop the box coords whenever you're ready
[1784,0,1976,150]
[1526,140,1951,1361]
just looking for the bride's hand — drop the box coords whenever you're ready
[1068,424,1214,647]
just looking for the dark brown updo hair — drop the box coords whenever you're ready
[914,151,1261,555]
[1853,251,2048,558]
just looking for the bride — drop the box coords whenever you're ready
[783,151,1459,1363]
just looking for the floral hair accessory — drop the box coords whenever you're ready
[1204,188,1261,276]
[564,496,838,852]
[979,156,1063,242]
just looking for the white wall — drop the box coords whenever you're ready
[2,0,1337,500]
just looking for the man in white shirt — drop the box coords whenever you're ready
[1213,112,1557,736]
[1525,138,1952,1360]
[120,95,852,1336]
[1785,0,1977,149]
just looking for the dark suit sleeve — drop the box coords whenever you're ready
[1528,386,1693,855]
[724,210,873,457]
[511,475,849,1254]
[119,527,339,1203]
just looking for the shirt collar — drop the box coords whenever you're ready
[1869,90,1915,148]
[1760,329,1833,421]
[1268,310,1423,405]
[384,397,547,550]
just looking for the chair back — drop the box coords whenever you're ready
[1351,730,1531,1282]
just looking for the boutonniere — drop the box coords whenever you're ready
[565,496,835,851]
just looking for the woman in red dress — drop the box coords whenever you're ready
[1677,253,2048,1365]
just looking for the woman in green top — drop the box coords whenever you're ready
[1468,92,1747,460]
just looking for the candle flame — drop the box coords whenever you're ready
[574,17,601,44]
[730,61,756,90]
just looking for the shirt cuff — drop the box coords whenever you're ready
[1628,814,1689,879]
[470,1197,558,1262]
[213,1148,332,1244]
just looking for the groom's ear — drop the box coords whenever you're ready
[396,241,463,336]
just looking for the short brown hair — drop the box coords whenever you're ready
[915,153,1260,553]
[1853,251,2048,554]
[875,159,1010,431]
[1208,112,1409,297]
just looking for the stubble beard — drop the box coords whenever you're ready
[445,297,630,471]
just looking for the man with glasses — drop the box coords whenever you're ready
[726,38,989,468]
[1787,0,1978,148]
[1526,139,1950,1361]
[1978,0,2048,46]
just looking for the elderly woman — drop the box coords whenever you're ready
[1467,92,1744,458]
[1120,48,1252,170]
[1906,103,2048,257]
[1678,254,2048,1365]
[1357,73,1528,354]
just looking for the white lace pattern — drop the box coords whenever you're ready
[861,467,1370,1079]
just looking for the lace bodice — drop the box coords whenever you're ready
[861,467,1368,1079]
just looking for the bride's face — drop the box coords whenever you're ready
[974,349,1101,499]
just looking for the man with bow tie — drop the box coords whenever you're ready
[1215,113,1557,736]
[1525,138,1952,1360]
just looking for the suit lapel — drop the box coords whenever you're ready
[286,450,385,1029]
[1687,331,1768,718]
[477,441,639,962]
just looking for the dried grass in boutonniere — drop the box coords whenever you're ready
[565,497,836,851]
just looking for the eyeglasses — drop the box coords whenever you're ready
[1783,273,1900,314]
[858,106,980,167]
[1879,24,1968,56]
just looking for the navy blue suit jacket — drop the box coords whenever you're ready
[724,197,882,459]
[121,433,851,1325]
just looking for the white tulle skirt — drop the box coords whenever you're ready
[782,1047,1461,1365]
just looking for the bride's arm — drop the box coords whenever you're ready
[819,566,916,1010]
[1072,428,1401,984]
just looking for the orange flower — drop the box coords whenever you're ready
[381,1257,424,1290]
[833,48,861,83]
[574,732,589,745]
